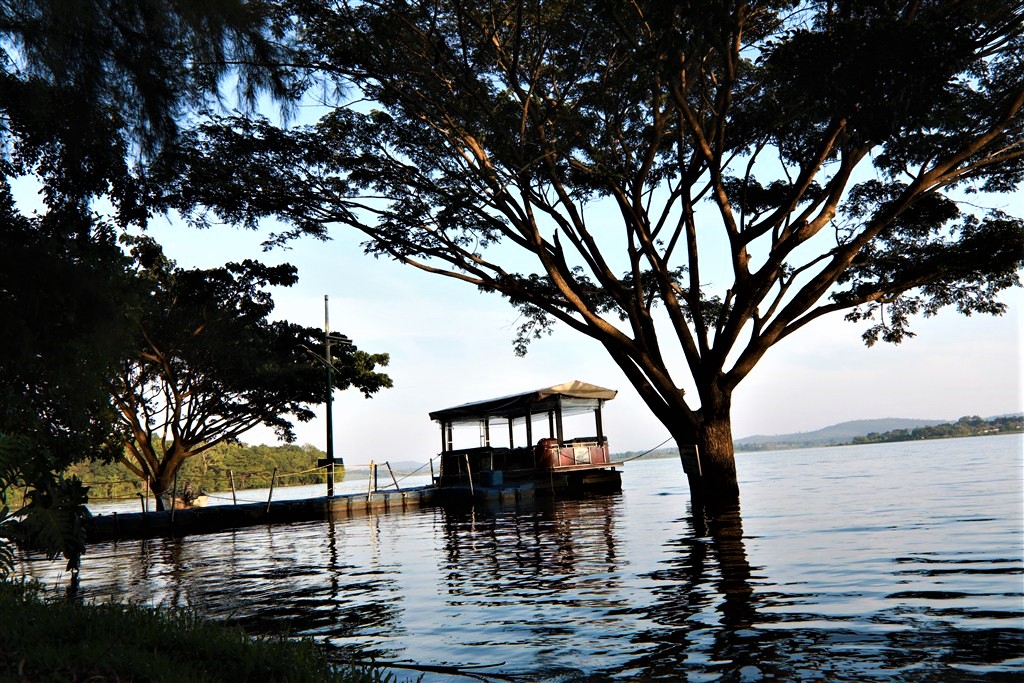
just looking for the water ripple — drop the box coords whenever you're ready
[16,435,1024,681]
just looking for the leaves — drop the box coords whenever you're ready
[8,477,91,573]
[0,436,91,576]
[113,241,391,497]
[148,0,1023,465]
[2,0,302,156]
[837,210,1024,345]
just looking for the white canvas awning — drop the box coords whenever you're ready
[429,380,616,424]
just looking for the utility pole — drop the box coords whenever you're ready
[325,294,336,496]
[317,295,351,497]
[305,294,350,497]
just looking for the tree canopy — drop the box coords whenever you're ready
[156,0,1024,506]
[113,239,391,508]
[0,0,302,574]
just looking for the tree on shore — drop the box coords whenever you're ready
[113,239,391,510]
[0,0,300,573]
[159,0,1023,507]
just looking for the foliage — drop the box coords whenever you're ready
[0,437,91,580]
[0,201,134,577]
[112,239,391,507]
[851,415,1023,445]
[1,0,300,156]
[0,199,137,471]
[156,1,1024,503]
[0,0,301,578]
[0,580,393,683]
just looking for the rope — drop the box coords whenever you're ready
[274,464,328,478]
[79,477,141,486]
[82,465,329,488]
[82,440,673,502]
[203,492,266,504]
[389,460,432,485]
[73,441,682,503]
[80,463,333,502]
[538,436,675,467]
[618,436,675,462]
[82,493,145,501]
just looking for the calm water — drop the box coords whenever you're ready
[20,435,1024,681]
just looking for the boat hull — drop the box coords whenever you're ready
[434,465,621,506]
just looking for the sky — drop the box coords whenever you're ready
[104,54,1024,468]
[142,211,1024,466]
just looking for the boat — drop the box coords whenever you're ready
[428,380,624,503]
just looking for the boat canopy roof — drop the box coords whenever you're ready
[429,380,617,425]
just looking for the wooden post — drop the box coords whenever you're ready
[266,468,278,512]
[367,461,375,500]
[555,398,564,443]
[443,423,453,453]
[171,472,179,521]
[465,453,474,497]
[385,462,401,490]
[679,445,702,478]
[430,457,435,482]
[228,470,237,505]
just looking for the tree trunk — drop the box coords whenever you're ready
[696,411,740,505]
[150,482,165,511]
[671,406,740,512]
[144,444,194,511]
[151,471,171,511]
[150,464,183,512]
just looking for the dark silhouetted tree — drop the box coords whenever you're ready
[113,239,391,509]
[158,0,1023,507]
[0,0,299,574]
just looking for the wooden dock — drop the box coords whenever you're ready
[85,483,537,543]
[86,486,439,543]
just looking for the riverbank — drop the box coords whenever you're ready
[0,580,390,683]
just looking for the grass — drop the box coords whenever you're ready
[0,580,393,682]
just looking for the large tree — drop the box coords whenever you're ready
[0,0,299,573]
[115,239,392,509]
[159,0,1024,507]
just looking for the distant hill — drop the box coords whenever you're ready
[733,418,949,451]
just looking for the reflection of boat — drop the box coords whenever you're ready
[429,381,624,503]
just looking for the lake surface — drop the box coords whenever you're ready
[20,435,1024,681]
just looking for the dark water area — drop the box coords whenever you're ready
[21,435,1024,681]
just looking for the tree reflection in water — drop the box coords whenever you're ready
[436,497,770,681]
[624,502,777,682]
[629,501,1024,682]
[438,496,636,680]
[19,440,1024,681]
